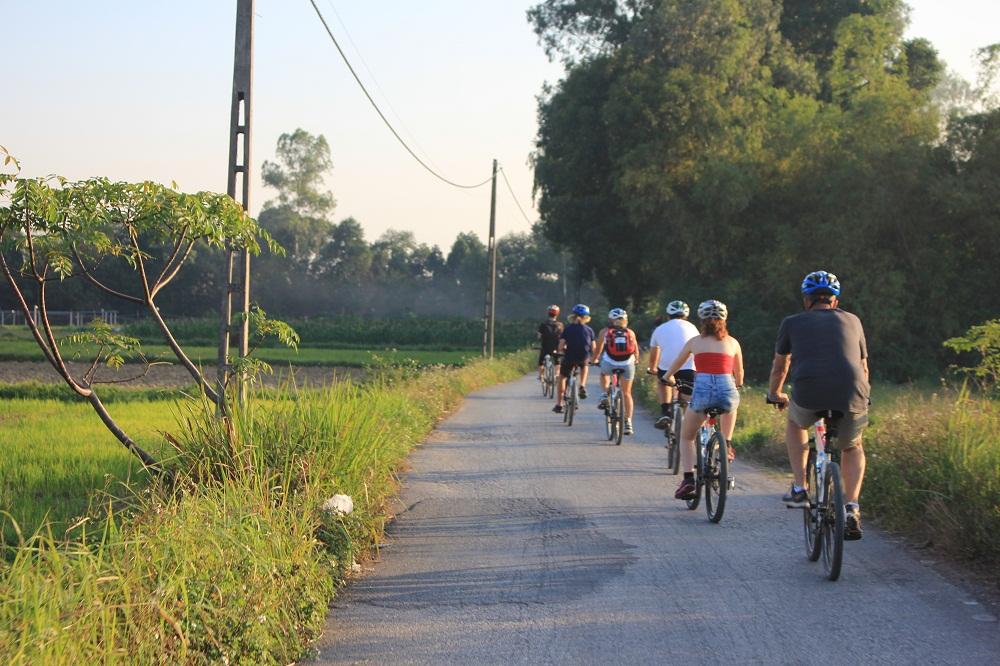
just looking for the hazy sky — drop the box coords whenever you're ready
[3,1,997,249]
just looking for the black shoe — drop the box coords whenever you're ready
[654,415,672,430]
[675,478,697,500]
[597,395,608,410]
[845,506,863,540]
[782,485,808,508]
[552,404,563,414]
[579,387,587,399]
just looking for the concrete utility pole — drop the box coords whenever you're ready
[217,0,255,407]
[482,159,498,359]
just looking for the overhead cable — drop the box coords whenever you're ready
[499,166,536,225]
[307,0,493,190]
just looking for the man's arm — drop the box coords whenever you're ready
[647,343,661,371]
[768,353,790,399]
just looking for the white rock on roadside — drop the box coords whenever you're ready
[322,494,354,516]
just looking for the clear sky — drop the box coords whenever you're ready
[2,1,997,249]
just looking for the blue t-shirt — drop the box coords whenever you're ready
[560,323,595,362]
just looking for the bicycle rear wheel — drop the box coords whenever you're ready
[804,449,821,561]
[820,462,846,581]
[704,431,728,523]
[613,390,624,446]
[563,377,572,423]
[686,435,704,511]
[667,403,682,474]
[604,396,614,440]
[566,383,576,427]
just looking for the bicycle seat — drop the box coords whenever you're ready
[611,368,626,375]
[813,409,845,420]
[703,406,729,417]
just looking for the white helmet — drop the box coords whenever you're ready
[608,307,627,321]
[697,300,728,320]
[665,300,689,317]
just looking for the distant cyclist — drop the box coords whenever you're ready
[661,300,744,500]
[767,270,870,540]
[553,304,595,414]
[647,300,698,430]
[594,308,640,435]
[537,305,564,382]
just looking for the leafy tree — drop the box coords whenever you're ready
[261,129,336,218]
[0,148,287,466]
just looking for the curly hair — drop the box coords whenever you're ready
[700,318,728,340]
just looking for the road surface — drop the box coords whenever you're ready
[313,375,999,664]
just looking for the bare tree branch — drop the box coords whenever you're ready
[71,244,144,304]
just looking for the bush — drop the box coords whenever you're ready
[944,319,1000,395]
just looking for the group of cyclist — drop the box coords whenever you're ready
[536,270,869,540]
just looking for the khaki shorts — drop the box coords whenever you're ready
[788,400,867,448]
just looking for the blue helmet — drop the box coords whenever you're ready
[571,304,590,317]
[801,270,841,296]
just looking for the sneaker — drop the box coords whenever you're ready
[624,419,634,435]
[597,394,608,410]
[579,386,587,399]
[782,485,808,508]
[845,506,863,541]
[654,415,672,430]
[552,404,563,414]
[675,478,697,500]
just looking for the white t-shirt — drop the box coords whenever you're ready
[649,318,698,371]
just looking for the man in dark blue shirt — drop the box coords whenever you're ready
[553,304,595,414]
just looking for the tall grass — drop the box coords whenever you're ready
[636,369,1000,571]
[0,352,534,664]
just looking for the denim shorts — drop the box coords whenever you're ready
[690,373,739,413]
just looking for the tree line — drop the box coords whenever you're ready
[0,129,598,322]
[529,0,1000,380]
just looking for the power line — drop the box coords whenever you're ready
[307,0,493,190]
[322,0,443,173]
[499,166,536,225]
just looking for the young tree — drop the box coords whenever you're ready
[0,150,285,467]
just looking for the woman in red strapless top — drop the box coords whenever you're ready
[660,300,744,501]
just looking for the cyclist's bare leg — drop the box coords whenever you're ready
[679,410,703,472]
[622,379,634,418]
[555,375,568,407]
[580,364,590,388]
[720,410,737,441]
[538,364,544,380]
[598,371,610,394]
[786,418,809,488]
[840,441,866,504]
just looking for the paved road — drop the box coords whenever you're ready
[313,375,999,665]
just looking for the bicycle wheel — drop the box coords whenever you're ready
[563,377,572,424]
[566,381,576,427]
[604,392,614,440]
[613,390,624,446]
[686,433,704,511]
[704,431,728,523]
[803,449,821,561]
[667,403,682,475]
[820,462,845,581]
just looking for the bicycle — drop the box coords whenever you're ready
[685,406,732,523]
[602,367,625,445]
[541,352,558,399]
[767,397,846,581]
[652,373,691,474]
[563,364,580,426]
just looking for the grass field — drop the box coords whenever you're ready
[0,337,479,367]
[0,399,179,545]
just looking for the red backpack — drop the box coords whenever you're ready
[605,326,636,361]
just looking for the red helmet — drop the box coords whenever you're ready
[547,305,560,317]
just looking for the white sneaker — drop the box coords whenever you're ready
[624,419,634,435]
